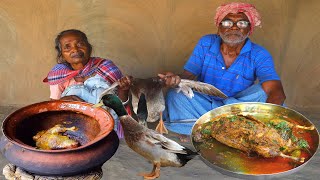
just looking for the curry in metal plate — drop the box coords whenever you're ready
[191,103,319,179]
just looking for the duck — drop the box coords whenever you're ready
[95,93,198,179]
[98,76,228,134]
[32,124,79,150]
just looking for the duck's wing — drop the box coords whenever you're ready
[145,129,188,154]
[178,79,228,99]
[136,93,148,127]
[98,81,120,101]
[131,92,140,114]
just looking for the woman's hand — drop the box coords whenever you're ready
[117,76,131,103]
[118,75,133,91]
[158,72,181,88]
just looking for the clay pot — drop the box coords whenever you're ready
[0,100,119,176]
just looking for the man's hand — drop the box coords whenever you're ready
[158,72,181,88]
[158,70,197,88]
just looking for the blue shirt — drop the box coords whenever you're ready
[184,34,280,98]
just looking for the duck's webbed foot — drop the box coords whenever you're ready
[155,112,168,134]
[155,119,168,134]
[137,162,160,179]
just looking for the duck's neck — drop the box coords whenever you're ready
[112,105,128,117]
[102,95,145,134]
[104,97,128,117]
[119,116,144,135]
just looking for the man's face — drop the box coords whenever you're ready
[60,32,90,66]
[218,13,250,45]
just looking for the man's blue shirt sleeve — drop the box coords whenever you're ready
[183,35,212,76]
[253,46,280,83]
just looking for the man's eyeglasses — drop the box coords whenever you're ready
[220,20,250,29]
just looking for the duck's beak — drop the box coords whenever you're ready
[92,101,104,108]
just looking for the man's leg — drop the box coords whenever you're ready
[163,89,222,135]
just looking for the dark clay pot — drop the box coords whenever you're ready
[0,100,119,176]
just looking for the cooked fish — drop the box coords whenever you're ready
[195,115,306,162]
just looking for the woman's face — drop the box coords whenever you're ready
[59,32,90,69]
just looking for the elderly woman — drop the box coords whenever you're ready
[160,2,286,135]
[44,29,130,103]
[43,29,131,136]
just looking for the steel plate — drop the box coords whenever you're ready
[191,102,319,179]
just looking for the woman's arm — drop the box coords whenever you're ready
[49,80,85,102]
[117,76,131,103]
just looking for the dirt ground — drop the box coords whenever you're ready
[0,106,319,180]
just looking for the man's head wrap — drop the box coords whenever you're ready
[214,2,261,35]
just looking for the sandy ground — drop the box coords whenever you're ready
[0,106,319,180]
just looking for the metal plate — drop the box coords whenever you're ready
[191,102,319,179]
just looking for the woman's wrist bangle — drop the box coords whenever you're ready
[122,97,130,105]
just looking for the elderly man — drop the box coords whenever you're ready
[159,2,286,135]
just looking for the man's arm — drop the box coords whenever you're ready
[261,80,286,105]
[180,70,197,80]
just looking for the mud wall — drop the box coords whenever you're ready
[0,0,319,113]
